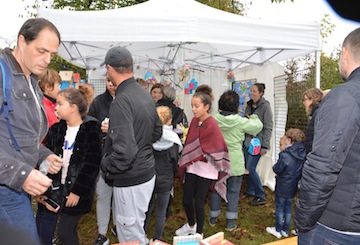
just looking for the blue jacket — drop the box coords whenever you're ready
[273,141,306,198]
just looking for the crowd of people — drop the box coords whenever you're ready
[1,17,360,245]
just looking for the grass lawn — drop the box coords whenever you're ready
[43,175,298,245]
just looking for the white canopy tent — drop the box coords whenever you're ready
[38,0,321,191]
[38,0,320,73]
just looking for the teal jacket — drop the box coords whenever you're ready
[215,112,263,176]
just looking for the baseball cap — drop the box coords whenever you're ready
[100,46,133,67]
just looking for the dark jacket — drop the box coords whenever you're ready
[88,89,113,134]
[244,97,273,151]
[101,77,162,187]
[273,142,306,198]
[44,117,102,216]
[156,98,188,128]
[153,145,179,193]
[0,48,53,191]
[304,104,319,154]
[295,67,360,233]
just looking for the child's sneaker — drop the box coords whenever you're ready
[175,223,197,236]
[209,217,217,227]
[225,219,237,231]
[266,227,282,239]
[281,230,288,237]
[291,229,298,236]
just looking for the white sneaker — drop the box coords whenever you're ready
[175,223,197,236]
[266,227,282,239]
[281,230,288,237]
[291,229,298,236]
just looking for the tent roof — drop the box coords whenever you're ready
[38,0,320,72]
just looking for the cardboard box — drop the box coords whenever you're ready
[173,233,203,245]
[200,232,234,245]
[111,241,140,245]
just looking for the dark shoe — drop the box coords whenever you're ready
[225,219,237,231]
[209,217,217,227]
[250,197,266,206]
[111,225,117,236]
[93,234,109,245]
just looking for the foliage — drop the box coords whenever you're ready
[52,0,147,10]
[197,0,246,15]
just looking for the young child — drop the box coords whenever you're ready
[176,84,231,237]
[36,88,102,245]
[266,128,306,239]
[144,106,183,242]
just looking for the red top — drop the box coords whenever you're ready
[43,96,58,128]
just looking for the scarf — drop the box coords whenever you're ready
[179,116,231,202]
[153,125,183,152]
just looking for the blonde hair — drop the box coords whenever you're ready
[156,106,172,125]
[285,128,305,143]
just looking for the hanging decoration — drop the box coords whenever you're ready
[178,64,190,82]
[227,71,235,83]
[144,71,157,85]
[184,77,198,95]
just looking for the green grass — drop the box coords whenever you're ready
[42,175,298,244]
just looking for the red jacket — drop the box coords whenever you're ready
[43,96,58,128]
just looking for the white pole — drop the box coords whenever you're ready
[315,50,321,88]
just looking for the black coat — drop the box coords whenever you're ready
[156,98,188,128]
[44,117,102,215]
[153,144,179,193]
[304,104,319,154]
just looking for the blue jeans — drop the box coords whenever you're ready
[210,175,243,220]
[0,186,40,244]
[243,147,265,199]
[298,223,360,245]
[275,195,292,233]
[36,203,59,245]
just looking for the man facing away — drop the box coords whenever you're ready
[0,18,63,244]
[295,27,360,244]
[100,46,162,245]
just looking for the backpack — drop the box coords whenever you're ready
[248,137,261,155]
[0,57,20,151]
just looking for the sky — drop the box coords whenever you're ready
[0,0,359,55]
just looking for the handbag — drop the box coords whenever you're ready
[248,137,261,155]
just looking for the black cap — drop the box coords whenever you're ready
[100,46,133,67]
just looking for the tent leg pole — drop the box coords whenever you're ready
[315,51,321,88]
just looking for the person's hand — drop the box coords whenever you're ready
[34,195,46,205]
[46,154,63,174]
[22,169,52,196]
[260,150,267,156]
[101,123,109,133]
[35,195,59,213]
[65,192,80,207]
[101,118,109,133]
